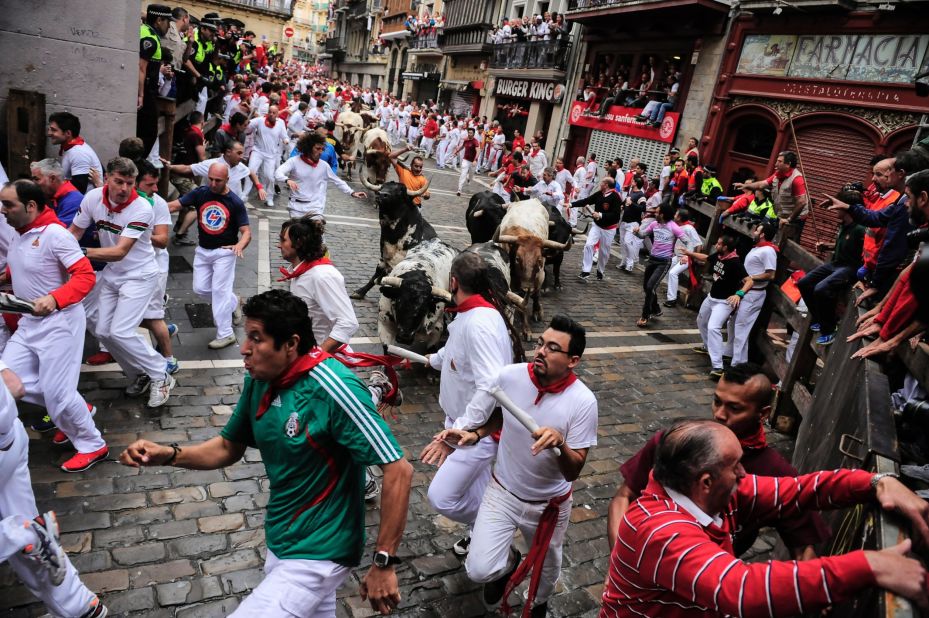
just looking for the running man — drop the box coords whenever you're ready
[275,133,366,220]
[244,105,288,208]
[120,289,413,616]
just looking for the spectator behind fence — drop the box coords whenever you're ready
[600,418,929,617]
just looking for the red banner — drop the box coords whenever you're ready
[568,101,679,144]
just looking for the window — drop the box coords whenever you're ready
[513,4,525,19]
[732,119,776,159]
[535,1,549,16]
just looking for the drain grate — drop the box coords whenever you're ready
[169,256,193,274]
[185,303,215,328]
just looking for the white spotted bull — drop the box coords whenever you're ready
[357,127,392,191]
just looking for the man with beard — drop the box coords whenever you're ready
[606,363,829,557]
[438,315,597,617]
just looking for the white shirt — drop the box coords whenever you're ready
[572,167,588,199]
[7,221,84,308]
[190,156,252,202]
[659,165,672,192]
[255,95,270,117]
[554,169,573,195]
[492,363,598,501]
[744,244,777,289]
[288,263,359,346]
[248,117,287,156]
[74,188,157,280]
[151,194,172,274]
[274,155,353,216]
[0,215,15,270]
[491,132,506,151]
[528,180,564,208]
[0,367,17,450]
[526,149,548,178]
[287,112,307,137]
[305,107,328,128]
[673,222,703,257]
[61,142,102,179]
[428,305,513,428]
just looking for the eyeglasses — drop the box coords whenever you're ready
[535,339,569,355]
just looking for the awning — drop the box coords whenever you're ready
[380,29,411,41]
[439,80,470,92]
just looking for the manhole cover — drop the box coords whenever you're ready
[169,256,193,274]
[185,303,215,328]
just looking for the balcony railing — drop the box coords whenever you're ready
[489,38,572,71]
[221,0,294,17]
[410,32,440,49]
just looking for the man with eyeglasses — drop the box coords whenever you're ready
[437,314,598,617]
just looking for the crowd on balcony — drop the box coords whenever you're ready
[490,12,571,44]
[576,56,683,128]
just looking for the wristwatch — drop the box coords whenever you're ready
[871,472,899,490]
[372,550,402,568]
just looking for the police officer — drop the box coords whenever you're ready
[188,20,217,115]
[701,165,723,201]
[138,5,173,154]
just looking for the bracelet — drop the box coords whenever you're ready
[735,290,745,298]
[166,443,181,466]
[471,430,481,442]
[255,183,263,190]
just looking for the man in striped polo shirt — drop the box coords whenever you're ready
[601,419,929,617]
[119,290,413,616]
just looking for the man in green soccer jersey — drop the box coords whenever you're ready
[120,290,413,616]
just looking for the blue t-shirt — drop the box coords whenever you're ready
[179,186,250,250]
[54,189,84,227]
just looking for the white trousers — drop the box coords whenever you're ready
[465,478,571,605]
[0,321,11,357]
[436,141,450,167]
[726,288,766,365]
[420,137,435,158]
[288,202,326,221]
[458,159,475,193]
[557,204,577,227]
[665,258,690,301]
[489,149,503,172]
[245,150,278,204]
[195,86,208,115]
[85,275,165,381]
[229,550,349,618]
[3,311,104,453]
[427,438,497,527]
[0,420,99,616]
[697,296,735,370]
[582,226,616,274]
[193,247,238,339]
[143,271,170,320]
[620,222,642,270]
[492,182,511,204]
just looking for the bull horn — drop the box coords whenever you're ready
[548,221,555,227]
[360,170,383,193]
[543,239,568,251]
[365,148,380,156]
[506,291,528,308]
[472,209,484,218]
[380,276,403,288]
[431,286,453,303]
[571,221,591,235]
[406,176,431,197]
[497,234,518,244]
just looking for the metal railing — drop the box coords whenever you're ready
[567,0,636,10]
[410,32,440,49]
[222,0,294,16]
[489,38,572,71]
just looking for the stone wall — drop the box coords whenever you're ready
[676,33,728,153]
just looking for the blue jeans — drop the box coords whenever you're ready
[797,263,855,333]
[649,101,674,123]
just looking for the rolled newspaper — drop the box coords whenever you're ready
[489,387,561,456]
[0,292,36,315]
[386,345,430,366]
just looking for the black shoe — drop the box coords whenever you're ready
[650,308,663,318]
[274,184,281,195]
[595,270,603,280]
[530,602,548,618]
[578,272,590,283]
[663,300,677,308]
[483,548,521,609]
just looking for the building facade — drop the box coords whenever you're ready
[325,0,388,88]
[701,3,929,249]
[286,0,331,62]
[437,0,500,116]
[148,0,295,51]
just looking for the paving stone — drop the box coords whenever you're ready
[197,513,245,533]
[130,559,197,586]
[169,533,228,558]
[148,518,199,540]
[60,531,92,554]
[103,586,155,613]
[80,569,130,593]
[199,549,261,576]
[93,524,146,549]
[156,576,225,606]
[173,501,223,520]
[113,542,167,566]
[150,486,209,505]
[207,479,260,498]
[217,567,264,593]
[175,597,240,618]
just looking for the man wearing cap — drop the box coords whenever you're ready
[138,5,173,154]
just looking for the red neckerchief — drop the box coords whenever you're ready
[300,155,319,167]
[445,294,494,314]
[602,188,616,197]
[739,424,768,450]
[277,257,332,281]
[52,180,79,205]
[189,125,204,140]
[15,207,63,235]
[755,240,780,253]
[102,185,139,214]
[219,123,233,135]
[527,363,577,404]
[256,349,331,419]
[719,249,739,261]
[58,136,85,155]
[264,116,276,129]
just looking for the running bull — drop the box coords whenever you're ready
[351,181,433,299]
[465,191,507,244]
[357,127,393,191]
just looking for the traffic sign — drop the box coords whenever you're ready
[284,26,295,37]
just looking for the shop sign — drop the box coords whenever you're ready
[567,102,678,144]
[494,78,566,103]
[402,72,424,80]
[737,33,929,84]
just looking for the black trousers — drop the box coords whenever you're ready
[137,91,159,155]
[642,256,672,319]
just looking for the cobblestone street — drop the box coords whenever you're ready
[1,161,784,617]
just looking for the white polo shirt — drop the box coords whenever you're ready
[248,117,287,156]
[288,263,359,346]
[428,305,513,429]
[492,363,598,501]
[7,221,84,306]
[74,188,157,281]
[61,142,102,179]
[274,155,352,217]
[151,194,172,274]
[190,156,252,201]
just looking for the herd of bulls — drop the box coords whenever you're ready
[350,183,588,349]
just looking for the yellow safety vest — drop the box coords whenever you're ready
[140,23,162,61]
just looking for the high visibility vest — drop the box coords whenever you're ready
[209,62,223,82]
[193,29,214,64]
[140,23,162,61]
[748,198,776,219]
[702,176,722,196]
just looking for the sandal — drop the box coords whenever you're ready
[636,318,649,328]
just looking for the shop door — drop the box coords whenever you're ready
[787,122,875,251]
[719,116,777,194]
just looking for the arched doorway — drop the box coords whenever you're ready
[718,111,778,193]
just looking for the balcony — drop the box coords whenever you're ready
[440,28,492,55]
[324,36,346,61]
[217,0,295,18]
[565,0,729,26]
[489,38,572,72]
[409,31,441,52]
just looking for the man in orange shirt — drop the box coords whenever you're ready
[389,145,430,207]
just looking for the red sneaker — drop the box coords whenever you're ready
[61,447,109,473]
[86,352,114,366]
[51,430,70,446]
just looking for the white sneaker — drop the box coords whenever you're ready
[24,511,67,586]
[208,334,237,349]
[147,374,176,408]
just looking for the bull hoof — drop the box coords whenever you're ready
[554,284,563,291]
[350,290,366,300]
[541,288,551,296]
[532,312,543,323]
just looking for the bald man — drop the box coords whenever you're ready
[168,163,251,349]
[244,105,288,208]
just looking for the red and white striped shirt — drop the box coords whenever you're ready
[600,469,877,617]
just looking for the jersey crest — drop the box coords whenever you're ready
[285,411,299,437]
[200,201,230,235]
